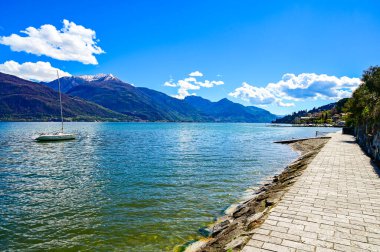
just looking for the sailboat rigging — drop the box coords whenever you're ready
[35,71,76,141]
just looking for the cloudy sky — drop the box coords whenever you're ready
[1,0,379,114]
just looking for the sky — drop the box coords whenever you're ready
[0,0,380,114]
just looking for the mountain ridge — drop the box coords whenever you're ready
[184,96,276,122]
[0,72,277,122]
[0,72,130,121]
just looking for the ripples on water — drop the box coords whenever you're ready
[0,122,339,251]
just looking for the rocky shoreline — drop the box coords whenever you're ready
[180,137,330,252]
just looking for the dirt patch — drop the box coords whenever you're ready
[182,137,330,252]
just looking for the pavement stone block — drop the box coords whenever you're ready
[241,133,380,252]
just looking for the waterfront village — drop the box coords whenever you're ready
[293,112,347,127]
[272,98,349,127]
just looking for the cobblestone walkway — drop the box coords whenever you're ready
[242,133,380,252]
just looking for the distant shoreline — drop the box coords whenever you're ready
[0,120,275,123]
[0,121,346,126]
[268,123,344,128]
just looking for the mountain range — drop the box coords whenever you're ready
[0,72,129,121]
[0,72,277,122]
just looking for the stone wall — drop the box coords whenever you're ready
[355,124,380,162]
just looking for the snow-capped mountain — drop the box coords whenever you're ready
[77,73,120,82]
[0,72,128,121]
[43,74,123,92]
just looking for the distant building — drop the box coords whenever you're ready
[294,117,301,124]
[332,114,341,122]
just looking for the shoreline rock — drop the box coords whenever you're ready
[181,137,330,252]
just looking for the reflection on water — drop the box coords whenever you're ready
[0,122,338,251]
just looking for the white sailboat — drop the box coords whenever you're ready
[35,71,76,141]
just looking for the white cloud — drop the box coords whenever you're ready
[229,82,276,105]
[277,101,296,107]
[195,80,224,88]
[189,71,203,77]
[164,71,224,99]
[229,73,361,107]
[164,81,177,87]
[0,20,104,65]
[0,60,71,82]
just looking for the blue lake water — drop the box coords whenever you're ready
[0,122,339,251]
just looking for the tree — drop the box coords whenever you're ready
[362,66,380,95]
[346,66,380,129]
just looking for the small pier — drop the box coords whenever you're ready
[274,136,331,144]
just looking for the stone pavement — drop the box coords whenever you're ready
[242,132,380,252]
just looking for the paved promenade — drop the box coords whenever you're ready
[242,133,380,252]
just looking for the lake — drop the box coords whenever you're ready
[0,122,339,251]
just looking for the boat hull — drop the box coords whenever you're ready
[35,133,76,141]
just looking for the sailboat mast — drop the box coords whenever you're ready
[56,71,64,133]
